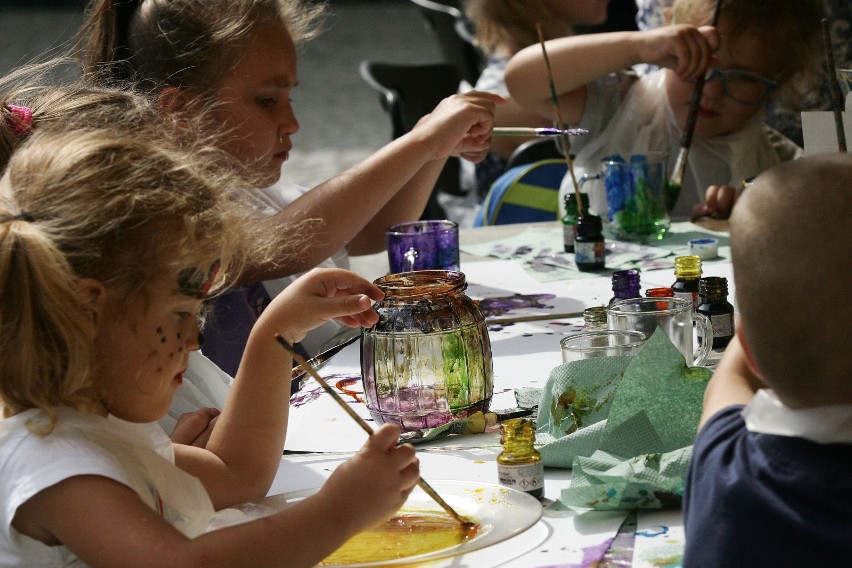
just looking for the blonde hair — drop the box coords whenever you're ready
[0,127,253,433]
[670,0,823,105]
[730,153,852,407]
[465,0,575,55]
[78,0,327,96]
[1,61,158,173]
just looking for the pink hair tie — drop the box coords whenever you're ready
[5,104,33,137]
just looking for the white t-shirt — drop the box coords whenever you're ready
[563,69,801,221]
[0,408,213,566]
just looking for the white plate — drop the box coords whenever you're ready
[210,480,543,567]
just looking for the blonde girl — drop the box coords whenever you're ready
[0,127,418,567]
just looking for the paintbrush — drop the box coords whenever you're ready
[485,311,584,325]
[667,0,723,212]
[291,333,361,393]
[822,18,847,153]
[536,24,585,217]
[275,334,474,528]
[493,127,589,138]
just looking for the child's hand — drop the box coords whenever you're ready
[411,91,505,162]
[692,184,744,220]
[318,424,420,533]
[259,267,384,344]
[638,24,719,81]
[171,407,220,447]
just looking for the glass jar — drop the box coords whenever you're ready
[361,270,493,432]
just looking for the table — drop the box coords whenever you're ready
[215,221,732,567]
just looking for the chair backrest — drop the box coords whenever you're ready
[407,0,485,86]
[358,60,465,219]
[505,138,564,170]
[475,159,567,226]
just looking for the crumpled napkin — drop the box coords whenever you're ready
[535,331,711,511]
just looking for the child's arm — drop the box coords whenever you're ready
[699,334,766,429]
[504,25,719,127]
[241,91,503,282]
[175,268,384,508]
[13,424,418,568]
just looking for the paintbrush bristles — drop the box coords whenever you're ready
[536,24,585,217]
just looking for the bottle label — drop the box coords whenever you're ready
[575,241,604,265]
[673,290,698,310]
[498,462,544,494]
[710,313,734,338]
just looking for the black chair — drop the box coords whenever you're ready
[407,0,485,86]
[504,138,565,170]
[359,60,464,220]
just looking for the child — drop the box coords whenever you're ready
[682,153,852,565]
[459,0,610,207]
[78,0,503,376]
[504,0,822,221]
[0,126,418,566]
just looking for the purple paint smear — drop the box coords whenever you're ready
[535,536,615,568]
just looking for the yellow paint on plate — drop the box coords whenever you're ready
[320,508,479,566]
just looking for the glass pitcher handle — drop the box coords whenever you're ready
[692,312,714,366]
[403,247,418,272]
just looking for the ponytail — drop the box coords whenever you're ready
[77,0,145,85]
[0,212,99,434]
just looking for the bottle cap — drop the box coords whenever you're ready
[688,238,718,260]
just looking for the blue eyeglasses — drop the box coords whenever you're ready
[694,68,777,105]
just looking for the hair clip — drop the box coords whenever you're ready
[4,104,33,138]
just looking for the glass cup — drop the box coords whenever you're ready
[579,152,671,242]
[837,68,852,99]
[560,330,648,364]
[606,297,713,366]
[386,220,460,274]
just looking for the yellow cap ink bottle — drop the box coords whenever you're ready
[671,255,702,310]
[582,306,608,331]
[697,276,735,349]
[497,418,544,499]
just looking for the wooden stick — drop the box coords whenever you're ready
[668,0,724,210]
[536,24,585,217]
[822,18,847,152]
[485,311,584,325]
[275,335,471,527]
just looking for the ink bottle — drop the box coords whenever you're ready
[497,418,544,499]
[609,269,641,305]
[697,276,735,349]
[562,192,590,253]
[582,306,608,331]
[574,214,605,271]
[671,255,702,310]
[645,287,674,310]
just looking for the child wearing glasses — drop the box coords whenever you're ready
[682,153,852,565]
[504,0,822,221]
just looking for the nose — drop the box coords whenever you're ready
[279,100,300,138]
[701,70,725,101]
[181,317,204,353]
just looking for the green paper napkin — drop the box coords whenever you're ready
[535,331,711,511]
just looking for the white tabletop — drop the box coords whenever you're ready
[222,221,731,567]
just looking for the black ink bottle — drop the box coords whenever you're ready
[697,276,735,349]
[574,214,605,271]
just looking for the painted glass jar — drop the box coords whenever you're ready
[361,270,493,432]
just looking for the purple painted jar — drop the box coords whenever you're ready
[361,270,493,432]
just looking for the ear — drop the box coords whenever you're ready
[75,278,107,323]
[158,87,197,135]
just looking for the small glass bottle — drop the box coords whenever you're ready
[497,418,544,499]
[645,287,674,310]
[562,192,590,253]
[582,305,608,331]
[574,214,605,272]
[671,255,702,310]
[609,269,641,304]
[697,276,735,349]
